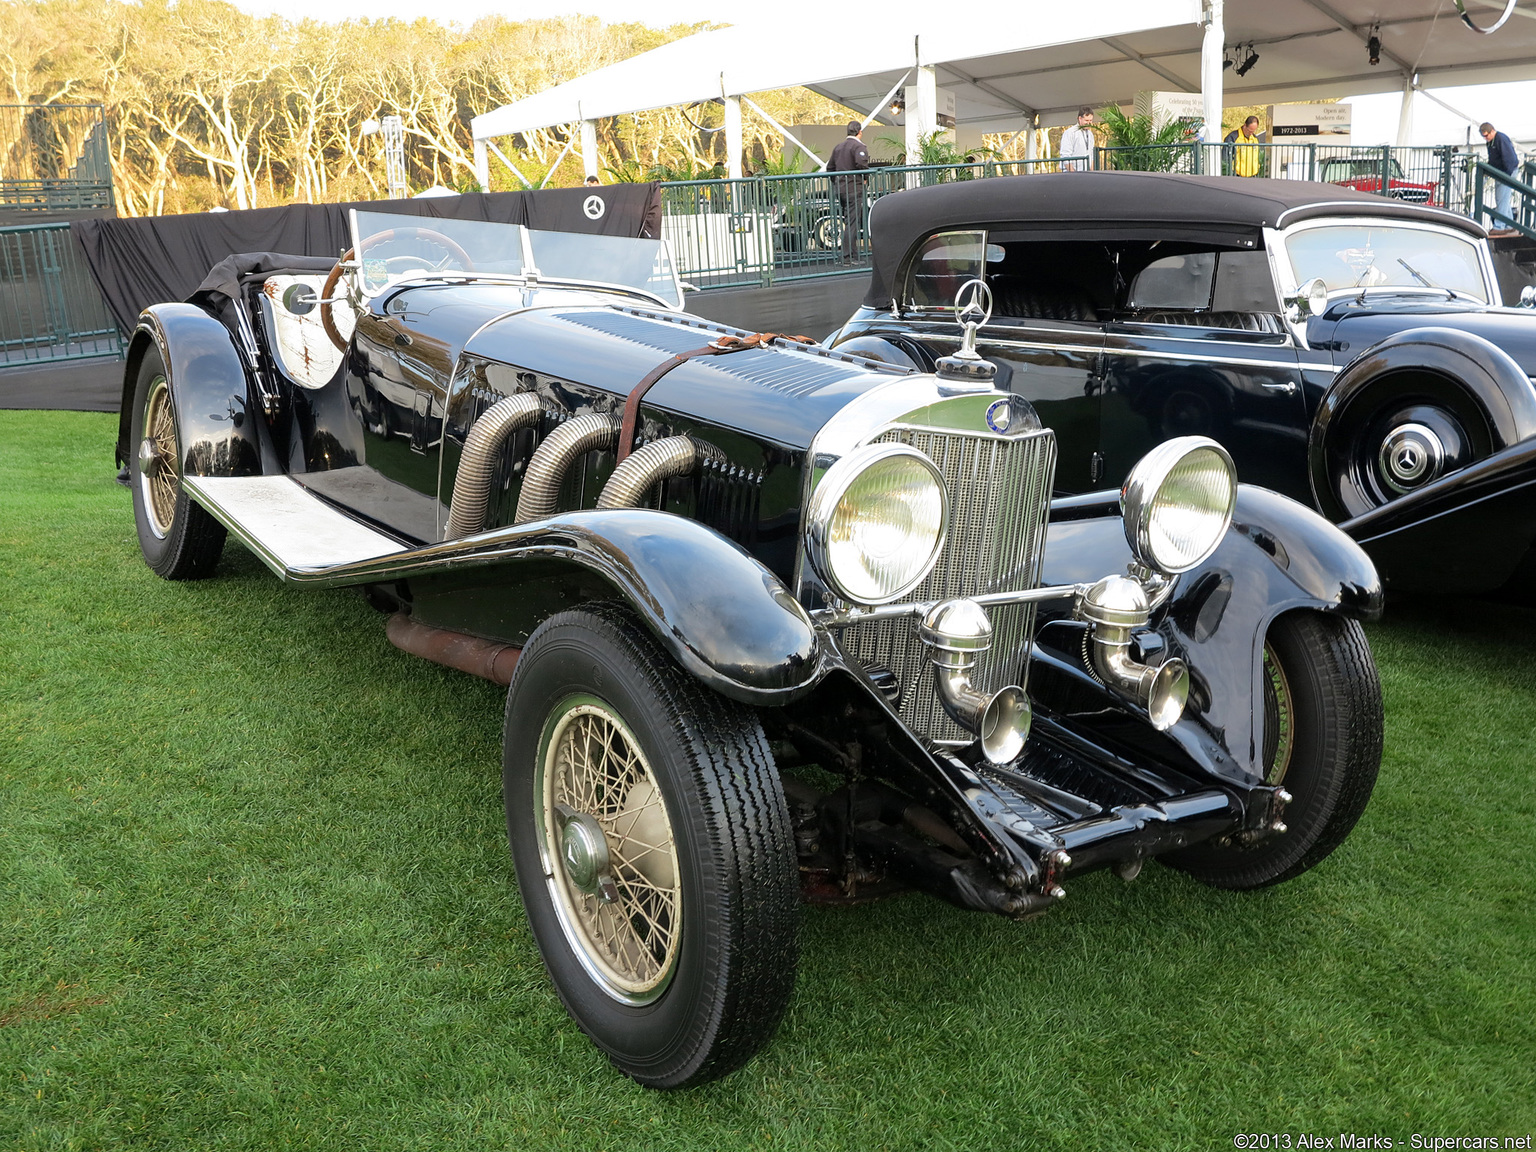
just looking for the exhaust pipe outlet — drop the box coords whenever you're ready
[918,599,1032,765]
[1080,575,1188,731]
[513,412,620,525]
[597,436,699,509]
[445,393,543,538]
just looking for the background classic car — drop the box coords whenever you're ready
[120,210,1383,1088]
[827,173,1536,596]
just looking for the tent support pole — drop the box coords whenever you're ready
[1201,0,1225,173]
[485,139,532,189]
[580,119,599,181]
[724,94,743,180]
[473,139,489,193]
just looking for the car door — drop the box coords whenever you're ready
[1098,250,1311,502]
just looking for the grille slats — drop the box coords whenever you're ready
[840,424,1058,743]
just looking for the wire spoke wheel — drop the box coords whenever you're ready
[1260,641,1295,785]
[538,697,682,1003]
[504,604,798,1088]
[139,376,179,539]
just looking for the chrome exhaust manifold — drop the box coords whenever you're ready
[918,598,1032,765]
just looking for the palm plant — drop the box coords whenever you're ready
[1094,105,1196,172]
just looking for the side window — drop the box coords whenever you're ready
[1212,251,1280,312]
[905,230,985,310]
[1127,252,1216,310]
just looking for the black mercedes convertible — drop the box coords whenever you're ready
[827,172,1536,596]
[117,209,1383,1087]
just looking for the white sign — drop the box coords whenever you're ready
[1135,91,1206,132]
[583,194,606,220]
[1268,103,1352,143]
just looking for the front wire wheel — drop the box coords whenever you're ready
[128,344,226,580]
[504,603,798,1088]
[537,697,682,1004]
[1165,610,1383,889]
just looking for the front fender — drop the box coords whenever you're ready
[386,509,822,706]
[1036,485,1382,786]
[118,304,263,479]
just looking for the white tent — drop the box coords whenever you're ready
[470,0,1536,185]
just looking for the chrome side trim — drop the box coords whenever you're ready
[918,331,1337,374]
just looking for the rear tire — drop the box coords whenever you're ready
[1165,610,1382,889]
[128,345,226,580]
[503,603,798,1088]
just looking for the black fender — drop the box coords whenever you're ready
[385,508,822,707]
[1034,484,1382,788]
[116,304,263,479]
[1341,435,1536,593]
[1309,326,1536,519]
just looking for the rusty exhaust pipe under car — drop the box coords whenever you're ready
[386,613,520,685]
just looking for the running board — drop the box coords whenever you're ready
[183,475,409,578]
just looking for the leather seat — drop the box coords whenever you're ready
[1136,310,1283,334]
[988,278,1099,322]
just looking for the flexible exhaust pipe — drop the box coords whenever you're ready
[512,413,620,525]
[597,436,699,509]
[918,599,1032,765]
[445,393,543,538]
[1080,575,1188,731]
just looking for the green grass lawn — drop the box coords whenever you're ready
[2,410,1532,1151]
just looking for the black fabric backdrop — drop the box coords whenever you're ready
[72,183,664,336]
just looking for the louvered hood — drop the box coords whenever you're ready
[462,303,909,452]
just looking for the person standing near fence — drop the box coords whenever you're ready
[1059,108,1097,172]
[1224,116,1263,177]
[828,120,870,263]
[1480,121,1519,233]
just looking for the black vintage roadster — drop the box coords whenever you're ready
[118,210,1384,1088]
[828,172,1536,596]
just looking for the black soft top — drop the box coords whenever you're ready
[863,171,1486,309]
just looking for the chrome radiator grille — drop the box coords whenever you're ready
[839,424,1058,743]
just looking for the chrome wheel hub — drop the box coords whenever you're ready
[557,808,617,902]
[1378,422,1444,494]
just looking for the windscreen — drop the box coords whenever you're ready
[527,229,682,308]
[348,211,681,307]
[1285,224,1487,302]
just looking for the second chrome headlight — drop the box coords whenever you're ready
[808,444,948,604]
[1122,436,1237,575]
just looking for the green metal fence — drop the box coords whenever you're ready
[655,146,1519,290]
[1470,161,1536,239]
[0,222,123,365]
[0,104,114,213]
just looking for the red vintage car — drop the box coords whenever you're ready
[1321,156,1438,205]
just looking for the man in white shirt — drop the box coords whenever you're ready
[1059,107,1097,172]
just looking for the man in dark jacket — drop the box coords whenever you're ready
[827,120,870,263]
[1480,121,1520,231]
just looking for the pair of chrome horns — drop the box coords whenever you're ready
[918,599,1030,764]
[1081,576,1189,731]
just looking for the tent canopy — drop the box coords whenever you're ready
[472,0,1536,143]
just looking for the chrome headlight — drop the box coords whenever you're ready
[807,444,948,605]
[1121,436,1237,575]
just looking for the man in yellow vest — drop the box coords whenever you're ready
[1223,116,1264,177]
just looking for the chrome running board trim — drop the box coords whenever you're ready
[183,475,407,577]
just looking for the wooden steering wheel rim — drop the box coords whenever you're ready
[318,226,476,353]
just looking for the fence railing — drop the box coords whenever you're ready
[0,104,114,213]
[0,222,123,365]
[654,147,1508,289]
[1470,161,1536,240]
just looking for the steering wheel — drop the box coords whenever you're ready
[320,226,476,353]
